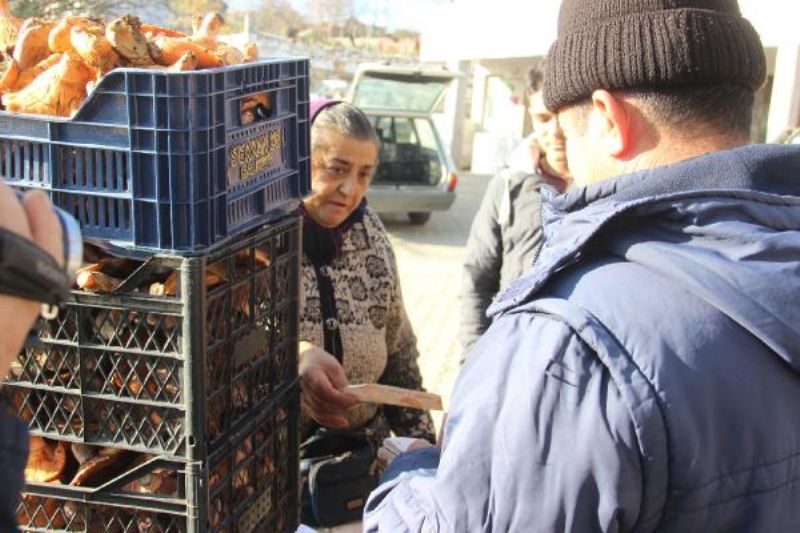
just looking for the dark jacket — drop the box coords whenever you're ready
[365,144,800,532]
[460,168,552,352]
[0,408,29,532]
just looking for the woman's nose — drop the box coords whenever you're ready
[339,173,357,195]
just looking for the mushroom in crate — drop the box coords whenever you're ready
[18,496,64,529]
[208,459,230,528]
[124,455,179,496]
[19,437,69,528]
[25,436,67,483]
[69,444,138,487]
[241,93,272,125]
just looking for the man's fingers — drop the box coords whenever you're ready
[22,191,63,267]
[0,181,31,238]
[407,439,435,451]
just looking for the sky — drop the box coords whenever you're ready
[224,0,799,44]
[225,0,451,31]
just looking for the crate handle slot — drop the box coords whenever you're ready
[23,456,192,497]
[113,256,180,295]
[239,90,275,127]
[24,478,189,515]
[92,455,175,494]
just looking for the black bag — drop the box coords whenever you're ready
[300,428,378,528]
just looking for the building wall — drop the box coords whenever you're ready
[425,1,800,168]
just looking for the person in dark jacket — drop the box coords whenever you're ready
[364,1,800,531]
[0,183,64,532]
[460,76,570,353]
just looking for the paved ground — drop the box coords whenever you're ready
[380,173,491,430]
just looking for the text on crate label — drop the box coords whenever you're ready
[228,127,285,185]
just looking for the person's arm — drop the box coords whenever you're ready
[0,183,63,373]
[298,341,359,428]
[460,174,505,354]
[379,244,436,443]
[365,312,644,532]
[0,182,63,533]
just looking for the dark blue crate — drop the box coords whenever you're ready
[0,58,311,255]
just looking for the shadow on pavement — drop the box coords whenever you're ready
[376,173,493,248]
[378,213,470,248]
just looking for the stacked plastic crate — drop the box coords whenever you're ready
[1,58,310,532]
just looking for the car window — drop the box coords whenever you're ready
[413,119,439,152]
[352,75,451,113]
[369,115,443,186]
[370,117,438,150]
[373,116,394,143]
[394,118,417,144]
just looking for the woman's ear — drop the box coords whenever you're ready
[589,90,632,158]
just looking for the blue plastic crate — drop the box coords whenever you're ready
[0,58,311,255]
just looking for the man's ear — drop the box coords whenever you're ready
[589,90,632,158]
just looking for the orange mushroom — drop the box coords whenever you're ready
[25,437,67,483]
[0,0,22,51]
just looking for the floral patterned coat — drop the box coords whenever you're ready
[298,207,435,448]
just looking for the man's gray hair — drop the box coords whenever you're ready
[311,102,380,151]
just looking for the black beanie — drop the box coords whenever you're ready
[543,0,767,112]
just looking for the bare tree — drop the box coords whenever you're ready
[308,0,355,25]
[9,0,228,29]
[242,0,303,38]
[165,0,227,31]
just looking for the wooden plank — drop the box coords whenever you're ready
[346,384,443,411]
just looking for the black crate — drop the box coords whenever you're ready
[0,59,311,254]
[16,383,300,532]
[4,216,301,459]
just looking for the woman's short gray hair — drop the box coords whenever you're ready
[311,102,380,152]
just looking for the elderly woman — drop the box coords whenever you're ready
[298,100,435,456]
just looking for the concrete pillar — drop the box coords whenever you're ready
[471,64,490,126]
[767,45,800,141]
[446,60,471,170]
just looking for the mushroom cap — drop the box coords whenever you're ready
[70,447,136,487]
[25,437,67,483]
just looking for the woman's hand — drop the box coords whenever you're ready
[298,341,359,428]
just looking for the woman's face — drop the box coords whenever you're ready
[304,129,378,228]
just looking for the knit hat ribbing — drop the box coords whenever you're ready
[543,0,767,112]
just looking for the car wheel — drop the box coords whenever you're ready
[408,212,431,225]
